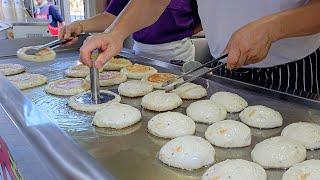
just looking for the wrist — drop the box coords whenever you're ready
[75,20,85,33]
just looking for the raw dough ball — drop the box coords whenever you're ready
[251,136,306,169]
[68,90,121,112]
[93,103,141,129]
[118,80,153,97]
[148,112,195,138]
[159,136,215,170]
[7,73,47,90]
[186,100,227,124]
[240,105,283,129]
[202,159,267,180]
[210,91,248,112]
[0,63,25,76]
[103,57,132,70]
[205,120,251,148]
[281,122,320,150]
[120,64,157,79]
[171,82,207,100]
[282,159,320,180]
[17,47,56,62]
[85,71,127,86]
[141,90,182,112]
[45,78,90,96]
[141,72,183,89]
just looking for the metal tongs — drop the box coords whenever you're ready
[162,54,228,91]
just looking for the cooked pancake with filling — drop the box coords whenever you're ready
[85,71,127,86]
[17,47,56,62]
[120,64,158,79]
[7,73,47,90]
[103,57,132,70]
[0,63,26,76]
[45,78,90,96]
[65,63,103,78]
[142,72,183,89]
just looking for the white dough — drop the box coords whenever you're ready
[251,136,306,169]
[186,100,227,124]
[141,90,182,112]
[159,136,215,170]
[65,64,90,78]
[281,159,320,180]
[172,82,207,100]
[45,78,90,96]
[0,63,26,76]
[7,73,47,90]
[210,91,248,112]
[148,112,195,138]
[202,159,267,180]
[120,64,158,79]
[281,122,320,150]
[240,105,283,129]
[103,57,132,71]
[205,120,251,148]
[68,90,121,112]
[93,103,141,129]
[118,80,153,97]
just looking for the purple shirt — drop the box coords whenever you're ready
[106,0,200,44]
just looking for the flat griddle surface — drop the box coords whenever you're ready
[1,51,320,180]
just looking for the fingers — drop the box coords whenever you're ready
[226,48,240,70]
[79,38,97,67]
[58,26,65,39]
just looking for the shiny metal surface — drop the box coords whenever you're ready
[76,92,116,104]
[1,50,320,180]
[90,66,101,104]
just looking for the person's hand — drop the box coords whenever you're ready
[224,19,277,69]
[79,31,124,68]
[59,21,84,45]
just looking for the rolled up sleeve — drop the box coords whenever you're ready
[105,0,130,16]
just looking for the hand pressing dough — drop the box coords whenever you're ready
[142,72,183,89]
[120,64,157,79]
[118,80,153,97]
[0,63,26,76]
[171,82,207,100]
[45,78,90,96]
[103,57,132,70]
[148,112,195,138]
[7,73,47,90]
[17,47,56,62]
[93,103,141,129]
[210,91,248,112]
[141,90,182,112]
[159,136,215,170]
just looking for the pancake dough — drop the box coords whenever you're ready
[186,100,227,124]
[205,120,251,148]
[141,90,182,112]
[17,47,56,62]
[0,63,26,76]
[172,82,207,100]
[210,91,248,112]
[141,73,183,89]
[93,103,141,129]
[118,80,153,97]
[65,63,103,78]
[45,78,90,96]
[281,159,320,180]
[103,57,132,70]
[68,90,121,112]
[251,136,306,169]
[148,112,195,138]
[86,71,127,86]
[202,159,267,180]
[281,122,320,150]
[240,105,283,129]
[159,136,215,170]
[7,73,47,90]
[120,64,158,79]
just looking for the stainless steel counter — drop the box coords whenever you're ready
[0,50,320,180]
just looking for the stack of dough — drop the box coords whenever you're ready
[7,73,47,90]
[186,100,227,124]
[282,160,320,180]
[85,71,127,86]
[142,72,183,89]
[210,91,248,112]
[103,57,132,70]
[17,47,56,62]
[0,63,26,76]
[118,80,153,97]
[171,82,207,100]
[93,103,141,129]
[240,105,283,128]
[141,90,182,112]
[148,112,195,138]
[45,78,90,96]
[120,64,157,79]
[202,159,267,180]
[159,136,215,170]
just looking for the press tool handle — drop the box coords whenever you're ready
[90,50,101,104]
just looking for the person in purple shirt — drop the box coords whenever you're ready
[60,0,201,62]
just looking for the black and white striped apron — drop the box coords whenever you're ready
[214,48,320,98]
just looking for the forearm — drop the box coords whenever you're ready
[79,12,116,33]
[106,0,170,39]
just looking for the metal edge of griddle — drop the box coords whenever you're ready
[0,75,115,180]
[119,50,320,107]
